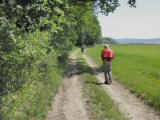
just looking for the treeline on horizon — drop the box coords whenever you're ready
[0,0,136,119]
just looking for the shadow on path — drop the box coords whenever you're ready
[85,81,104,85]
[66,58,103,77]
[65,58,105,85]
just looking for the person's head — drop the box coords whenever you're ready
[104,44,109,49]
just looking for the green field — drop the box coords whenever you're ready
[87,44,160,111]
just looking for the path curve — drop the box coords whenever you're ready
[83,54,160,120]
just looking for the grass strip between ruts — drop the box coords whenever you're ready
[77,51,128,120]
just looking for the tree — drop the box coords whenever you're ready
[0,0,138,119]
[71,2,102,46]
[103,37,117,44]
[70,0,136,15]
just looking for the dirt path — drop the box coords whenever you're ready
[83,54,160,120]
[46,51,89,120]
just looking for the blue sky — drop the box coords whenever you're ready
[98,0,160,39]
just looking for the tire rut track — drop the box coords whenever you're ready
[83,54,160,120]
[46,51,89,120]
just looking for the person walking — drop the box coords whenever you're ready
[81,44,85,54]
[101,44,115,85]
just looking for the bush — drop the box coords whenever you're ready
[0,30,63,120]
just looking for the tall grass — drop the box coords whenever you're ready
[87,44,160,111]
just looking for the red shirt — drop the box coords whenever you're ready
[101,48,114,62]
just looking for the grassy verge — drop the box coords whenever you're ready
[0,55,63,120]
[86,44,160,111]
[77,52,127,120]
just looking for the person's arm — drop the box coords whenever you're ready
[101,50,104,61]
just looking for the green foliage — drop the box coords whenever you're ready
[0,0,137,119]
[1,51,62,120]
[87,44,160,111]
[0,0,65,32]
[71,2,102,46]
[0,28,64,119]
[97,0,120,15]
[71,0,136,15]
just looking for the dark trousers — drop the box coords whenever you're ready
[103,60,112,83]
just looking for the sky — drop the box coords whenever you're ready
[98,0,160,39]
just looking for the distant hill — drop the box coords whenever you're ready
[115,38,160,44]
